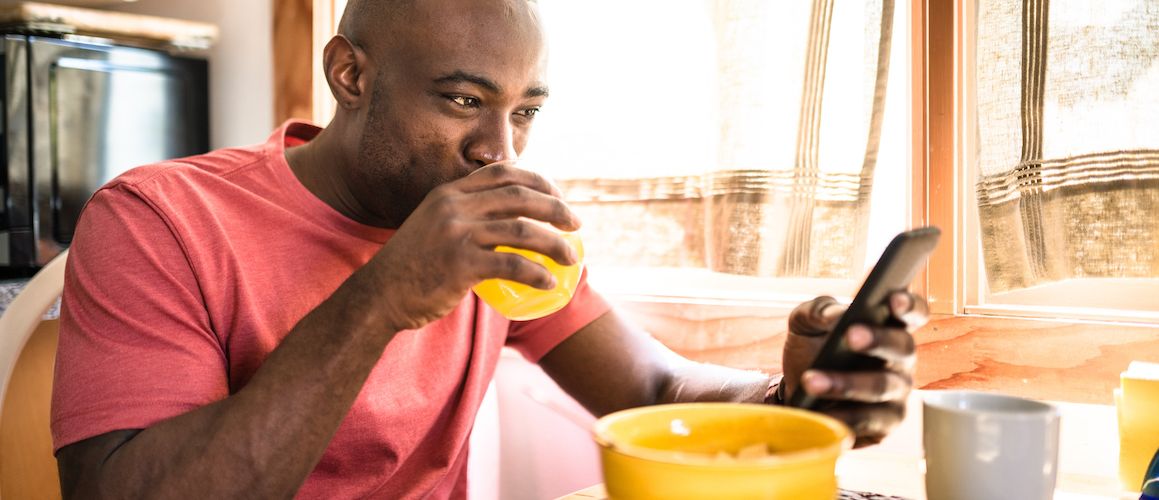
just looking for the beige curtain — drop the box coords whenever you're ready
[557,0,895,279]
[975,0,1159,293]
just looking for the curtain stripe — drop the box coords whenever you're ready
[978,149,1159,204]
[1018,0,1050,280]
[781,0,835,276]
[859,0,895,195]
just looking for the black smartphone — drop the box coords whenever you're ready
[786,226,941,410]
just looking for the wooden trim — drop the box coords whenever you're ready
[272,0,313,125]
[310,0,345,125]
[277,0,346,125]
[958,0,983,310]
[909,0,930,299]
[925,0,957,314]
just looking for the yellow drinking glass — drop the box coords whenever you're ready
[472,230,584,321]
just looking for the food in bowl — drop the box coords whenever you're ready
[593,402,852,500]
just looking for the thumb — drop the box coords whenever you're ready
[787,296,844,337]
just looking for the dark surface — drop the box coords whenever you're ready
[839,489,913,500]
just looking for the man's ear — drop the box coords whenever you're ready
[323,35,369,110]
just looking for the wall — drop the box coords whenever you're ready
[108,0,274,149]
[493,352,602,500]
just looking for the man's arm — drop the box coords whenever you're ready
[538,293,926,446]
[537,309,770,417]
[56,267,401,499]
[56,163,583,499]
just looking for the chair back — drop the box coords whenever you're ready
[0,250,68,500]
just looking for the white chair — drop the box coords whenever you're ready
[0,249,68,500]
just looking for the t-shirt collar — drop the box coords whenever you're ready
[267,119,396,244]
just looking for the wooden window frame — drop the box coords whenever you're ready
[272,0,342,126]
[272,0,314,125]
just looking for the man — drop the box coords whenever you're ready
[51,0,925,498]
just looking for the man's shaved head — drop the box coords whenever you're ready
[336,0,413,52]
[338,0,538,55]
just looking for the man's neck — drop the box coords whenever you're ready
[284,124,392,228]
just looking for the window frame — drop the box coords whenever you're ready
[924,0,1159,325]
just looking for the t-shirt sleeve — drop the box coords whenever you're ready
[51,182,229,452]
[504,267,611,362]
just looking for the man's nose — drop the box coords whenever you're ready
[466,116,518,166]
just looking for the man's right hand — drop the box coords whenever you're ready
[369,161,581,331]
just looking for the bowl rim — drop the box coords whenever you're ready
[592,402,853,467]
[922,390,1060,419]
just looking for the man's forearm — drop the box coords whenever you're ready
[538,311,777,419]
[656,360,773,406]
[61,266,400,499]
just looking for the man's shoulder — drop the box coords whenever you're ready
[106,143,272,194]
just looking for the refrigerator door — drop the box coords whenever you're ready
[28,36,208,266]
[1,35,34,269]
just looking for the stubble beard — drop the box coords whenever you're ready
[356,85,453,229]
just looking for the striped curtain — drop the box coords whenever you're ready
[555,0,895,279]
[975,0,1159,292]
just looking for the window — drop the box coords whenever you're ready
[522,0,915,308]
[933,0,1159,324]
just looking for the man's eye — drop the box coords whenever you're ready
[519,107,541,118]
[450,96,479,107]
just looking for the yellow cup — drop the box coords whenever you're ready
[472,230,584,321]
[593,402,852,500]
[1117,372,1159,491]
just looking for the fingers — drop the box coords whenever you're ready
[473,219,579,266]
[845,324,916,372]
[479,251,558,290]
[462,161,562,196]
[821,401,907,448]
[842,292,924,370]
[412,163,585,291]
[799,369,911,404]
[803,371,910,446]
[454,162,581,231]
[466,185,580,232]
[888,291,929,332]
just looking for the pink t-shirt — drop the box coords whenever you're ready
[51,121,611,499]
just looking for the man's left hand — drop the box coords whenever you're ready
[779,292,928,447]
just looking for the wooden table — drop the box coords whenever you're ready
[558,392,1136,499]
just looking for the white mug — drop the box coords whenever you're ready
[922,390,1061,500]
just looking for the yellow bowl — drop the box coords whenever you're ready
[593,403,852,500]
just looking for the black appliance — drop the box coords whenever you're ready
[1,34,209,277]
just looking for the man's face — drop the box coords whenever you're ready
[350,0,549,227]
